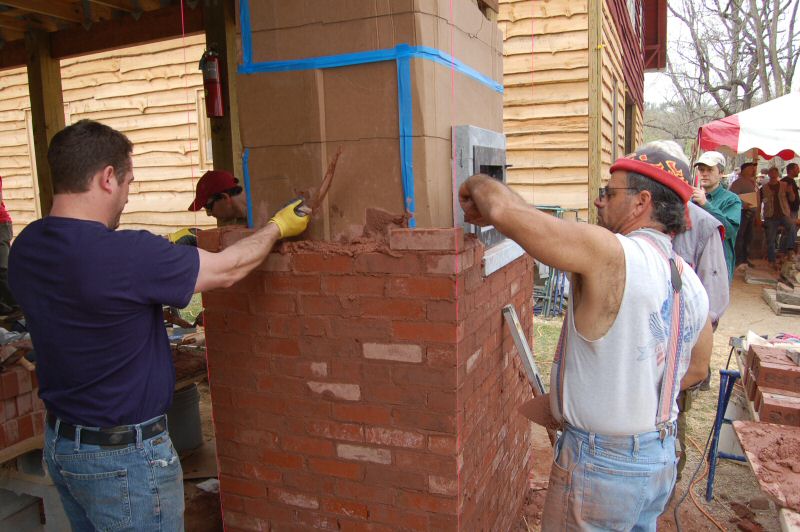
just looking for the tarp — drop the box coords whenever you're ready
[697,92,800,160]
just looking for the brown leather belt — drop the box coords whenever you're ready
[47,413,166,446]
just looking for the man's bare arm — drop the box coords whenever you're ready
[459,174,622,277]
[680,317,713,390]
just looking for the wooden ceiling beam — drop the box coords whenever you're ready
[0,13,53,33]
[51,3,204,59]
[0,0,84,25]
[0,27,24,42]
[0,38,25,70]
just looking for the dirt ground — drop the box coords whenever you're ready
[516,260,800,531]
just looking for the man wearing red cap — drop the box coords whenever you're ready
[460,143,711,530]
[188,170,248,224]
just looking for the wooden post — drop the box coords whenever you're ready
[587,0,603,225]
[25,30,65,217]
[203,0,242,184]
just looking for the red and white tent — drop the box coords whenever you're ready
[697,91,800,160]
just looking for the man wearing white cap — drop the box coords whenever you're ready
[692,151,742,279]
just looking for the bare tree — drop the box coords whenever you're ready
[665,0,799,116]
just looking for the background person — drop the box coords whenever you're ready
[761,166,795,266]
[691,151,741,279]
[729,162,759,267]
[188,169,248,224]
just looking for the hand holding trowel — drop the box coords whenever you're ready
[268,148,342,238]
[295,147,343,218]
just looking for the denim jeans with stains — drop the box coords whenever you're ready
[540,422,677,532]
[44,417,184,532]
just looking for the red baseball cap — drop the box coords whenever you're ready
[188,170,238,211]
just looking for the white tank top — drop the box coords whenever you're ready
[550,229,709,435]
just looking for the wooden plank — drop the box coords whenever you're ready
[50,4,204,60]
[203,0,242,183]
[1,0,82,24]
[0,435,43,465]
[25,30,64,216]
[500,0,588,21]
[0,40,26,72]
[586,0,602,225]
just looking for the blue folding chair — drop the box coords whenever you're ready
[705,369,748,501]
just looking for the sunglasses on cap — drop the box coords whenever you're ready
[205,193,227,213]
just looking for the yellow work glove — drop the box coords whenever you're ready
[269,198,310,238]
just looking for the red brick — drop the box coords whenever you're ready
[361,298,425,320]
[427,300,460,322]
[427,390,457,412]
[267,315,303,337]
[389,228,464,251]
[422,249,475,275]
[389,277,455,299]
[758,393,800,426]
[260,450,304,469]
[395,450,455,476]
[365,427,425,449]
[361,383,425,407]
[307,382,360,404]
[294,254,354,273]
[3,419,19,446]
[754,361,800,393]
[197,227,222,251]
[219,492,245,513]
[248,293,297,315]
[335,480,395,505]
[323,276,386,296]
[392,366,456,389]
[428,436,458,454]
[17,414,34,441]
[202,291,250,313]
[396,490,457,514]
[301,295,348,315]
[271,487,320,509]
[393,321,462,344]
[333,404,391,425]
[322,497,370,520]
[363,343,423,363]
[363,465,427,490]
[265,273,321,293]
[308,458,364,480]
[262,252,292,272]
[370,505,428,531]
[330,360,363,381]
[16,369,32,394]
[3,398,16,421]
[306,420,364,442]
[354,253,421,274]
[300,316,332,336]
[224,510,265,531]
[219,475,267,498]
[254,337,300,357]
[219,226,253,248]
[256,375,307,396]
[283,471,336,494]
[427,346,457,368]
[393,408,456,433]
[0,371,19,400]
[337,519,393,532]
[332,317,392,340]
[293,509,339,531]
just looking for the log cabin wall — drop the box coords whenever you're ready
[0,34,216,235]
[499,0,643,221]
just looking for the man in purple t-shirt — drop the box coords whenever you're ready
[8,119,309,531]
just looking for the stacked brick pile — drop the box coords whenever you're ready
[743,345,800,426]
[199,227,535,531]
[0,365,46,450]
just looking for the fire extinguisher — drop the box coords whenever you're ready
[200,49,224,117]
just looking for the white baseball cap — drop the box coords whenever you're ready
[694,151,726,170]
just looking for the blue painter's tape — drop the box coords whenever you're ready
[396,56,416,228]
[242,148,254,228]
[237,44,503,94]
[240,0,253,67]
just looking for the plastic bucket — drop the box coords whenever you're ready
[166,383,203,453]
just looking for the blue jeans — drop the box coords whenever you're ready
[44,416,185,531]
[540,423,677,531]
[764,217,795,262]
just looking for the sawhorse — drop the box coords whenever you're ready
[705,369,748,501]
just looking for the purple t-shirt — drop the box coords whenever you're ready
[9,217,199,427]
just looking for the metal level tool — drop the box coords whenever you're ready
[502,304,545,395]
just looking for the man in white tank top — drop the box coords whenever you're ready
[459,143,711,531]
